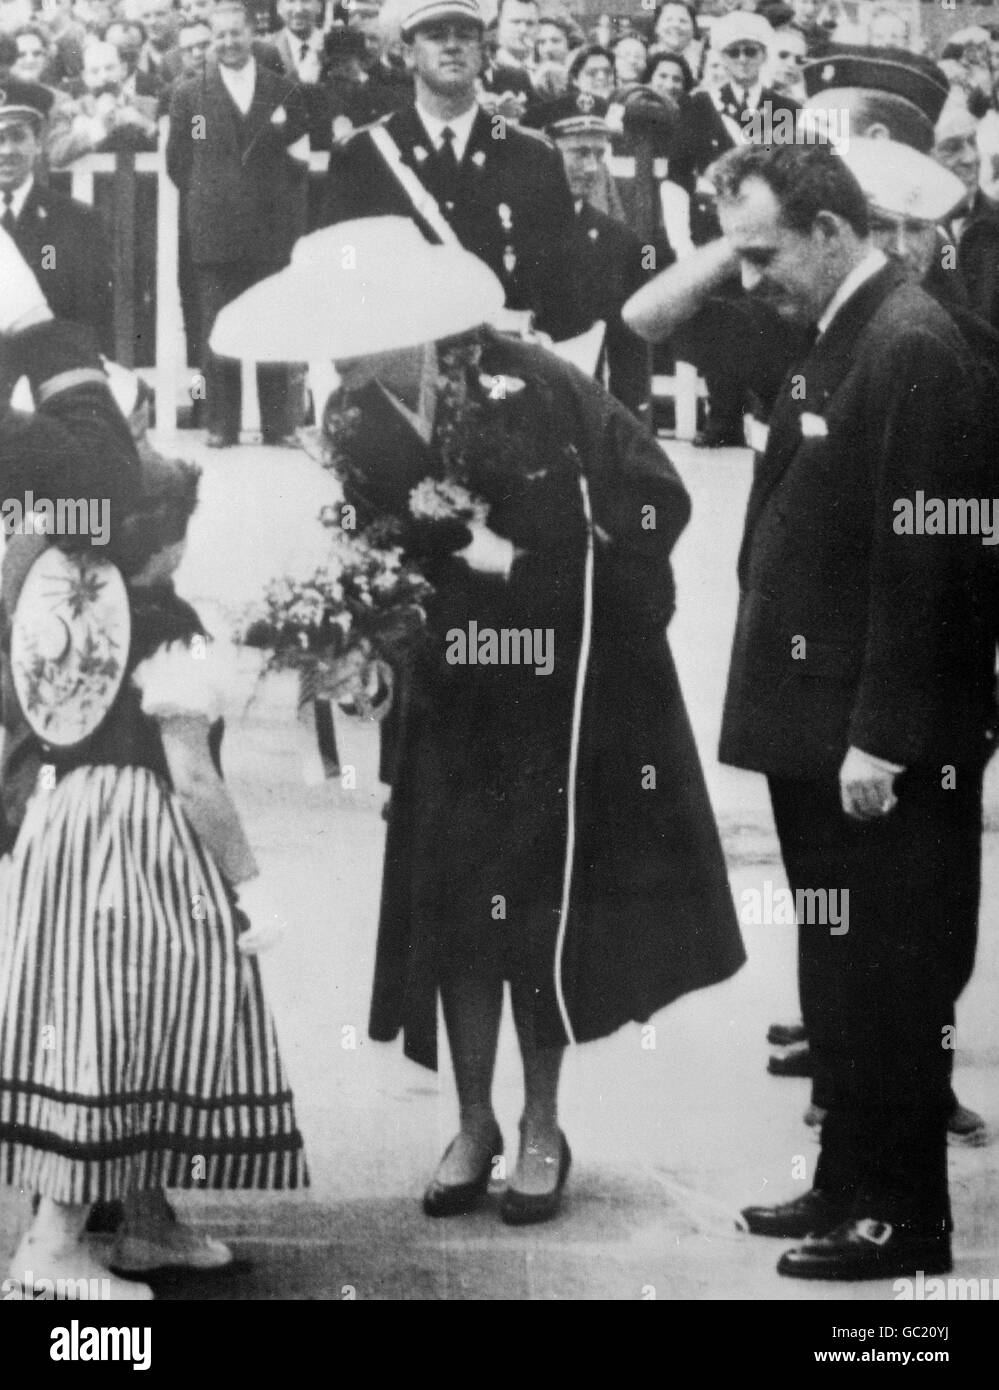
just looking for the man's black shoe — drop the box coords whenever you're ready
[777,1219,952,1281]
[767,1041,813,1076]
[767,1021,808,1047]
[741,1189,849,1238]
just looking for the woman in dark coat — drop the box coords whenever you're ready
[213,217,745,1225]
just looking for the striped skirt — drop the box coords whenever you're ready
[0,764,306,1203]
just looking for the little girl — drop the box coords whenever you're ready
[0,453,305,1298]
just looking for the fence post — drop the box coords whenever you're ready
[112,147,137,367]
[155,116,183,434]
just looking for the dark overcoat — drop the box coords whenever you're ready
[354,332,744,1070]
[719,264,997,782]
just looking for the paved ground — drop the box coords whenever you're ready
[2,432,996,1302]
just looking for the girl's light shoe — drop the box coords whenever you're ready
[112,1223,234,1272]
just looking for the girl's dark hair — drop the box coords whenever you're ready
[644,49,694,91]
[114,457,201,578]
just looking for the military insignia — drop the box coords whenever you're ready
[412,145,429,163]
[821,64,835,83]
[471,150,486,168]
[588,227,599,241]
[497,203,513,233]
[576,92,595,114]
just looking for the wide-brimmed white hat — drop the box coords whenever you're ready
[210,217,506,363]
[839,138,966,223]
[710,11,775,54]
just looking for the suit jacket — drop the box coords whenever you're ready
[166,61,309,266]
[669,85,801,193]
[573,200,651,423]
[720,263,996,781]
[948,190,999,334]
[8,183,113,356]
[323,104,586,340]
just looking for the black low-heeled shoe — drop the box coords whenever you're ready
[422,1126,504,1218]
[500,1133,571,1227]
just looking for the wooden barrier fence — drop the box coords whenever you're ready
[53,117,705,439]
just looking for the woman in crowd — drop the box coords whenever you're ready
[611,32,647,88]
[645,49,695,105]
[652,0,702,74]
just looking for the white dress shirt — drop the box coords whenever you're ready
[415,102,478,163]
[219,56,257,116]
[816,248,887,339]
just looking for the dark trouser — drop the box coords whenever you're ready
[196,261,299,440]
[768,760,984,1230]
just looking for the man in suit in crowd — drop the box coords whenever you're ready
[547,94,653,424]
[715,142,996,1281]
[272,0,333,152]
[669,10,800,211]
[934,106,999,333]
[323,0,584,342]
[48,38,160,165]
[166,0,309,446]
[0,80,113,354]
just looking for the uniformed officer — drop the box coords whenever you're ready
[322,0,585,342]
[546,92,654,425]
[0,79,113,355]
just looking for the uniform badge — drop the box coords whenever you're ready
[412,145,429,163]
[821,65,835,84]
[800,412,828,438]
[577,92,595,114]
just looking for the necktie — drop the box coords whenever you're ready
[436,126,460,189]
[299,40,310,63]
[2,190,15,234]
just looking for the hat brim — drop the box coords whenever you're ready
[211,234,506,362]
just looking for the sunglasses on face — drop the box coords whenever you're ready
[724,44,764,59]
[777,51,805,64]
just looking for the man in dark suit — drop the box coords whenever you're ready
[0,80,113,355]
[166,0,309,446]
[714,142,996,1281]
[547,96,653,424]
[323,0,584,342]
[935,106,999,333]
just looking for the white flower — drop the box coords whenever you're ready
[471,150,486,169]
[270,105,287,125]
[412,145,429,163]
[800,412,828,439]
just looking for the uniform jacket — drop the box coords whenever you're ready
[720,263,996,782]
[669,84,801,193]
[323,103,586,340]
[573,200,652,424]
[166,60,309,266]
[7,184,113,357]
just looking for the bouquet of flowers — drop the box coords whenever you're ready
[238,525,433,720]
